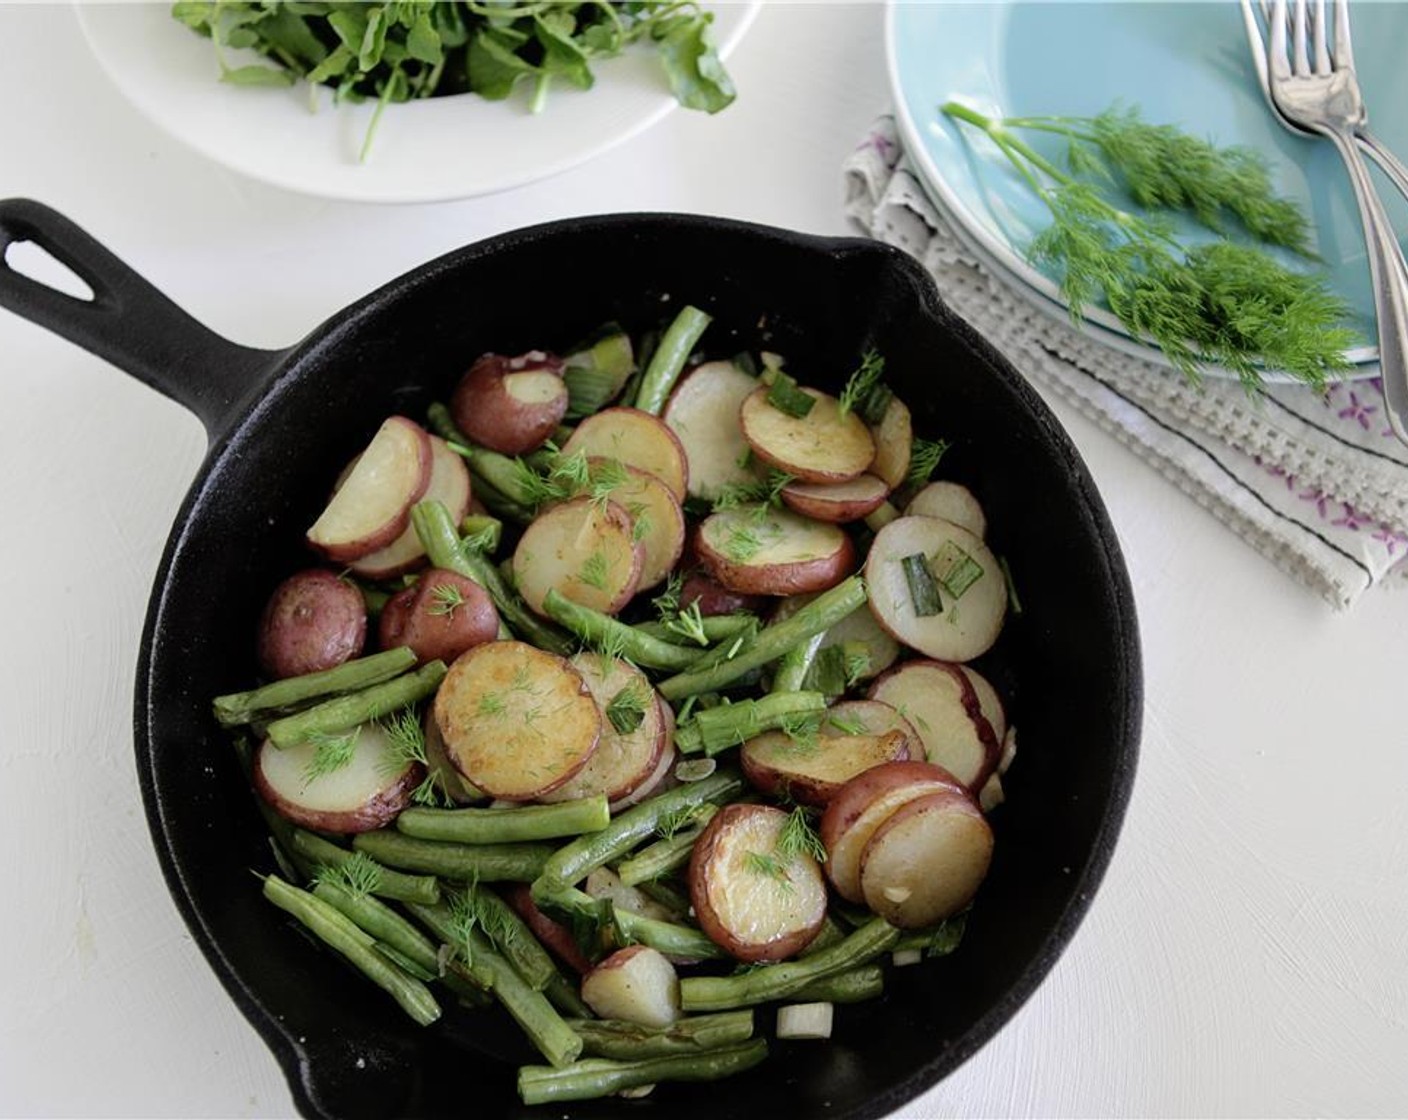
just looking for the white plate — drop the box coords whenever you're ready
[885,0,1404,381]
[79,2,758,204]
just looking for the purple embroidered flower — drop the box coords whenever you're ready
[1372,525,1407,556]
[1255,456,1297,490]
[1331,502,1366,531]
[1298,486,1332,519]
[1337,390,1379,430]
[859,130,900,169]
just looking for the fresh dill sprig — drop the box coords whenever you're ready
[578,549,611,591]
[837,349,891,421]
[743,850,793,890]
[461,523,500,556]
[605,683,649,735]
[907,438,951,488]
[941,100,1357,391]
[724,525,764,563]
[824,712,867,736]
[313,851,382,899]
[656,804,707,840]
[652,570,683,619]
[776,806,828,864]
[378,706,450,808]
[587,458,631,508]
[714,469,794,513]
[842,643,871,687]
[663,600,710,646]
[427,581,466,617]
[626,500,653,543]
[301,727,359,784]
[778,712,821,753]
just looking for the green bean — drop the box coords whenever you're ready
[615,805,718,886]
[461,882,558,991]
[354,830,553,882]
[213,648,417,727]
[534,885,726,961]
[534,770,743,893]
[517,1039,767,1105]
[789,964,885,1004]
[633,613,759,647]
[312,880,441,976]
[566,1011,755,1059]
[459,513,503,555]
[262,875,440,1027]
[657,576,868,700]
[632,305,712,415]
[406,900,582,1068]
[673,691,827,756]
[396,796,610,846]
[411,500,573,654]
[290,830,439,905]
[679,917,900,1011]
[541,589,700,671]
[264,661,445,749]
[545,971,593,1019]
[769,631,826,694]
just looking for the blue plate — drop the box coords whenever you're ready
[887,0,1408,372]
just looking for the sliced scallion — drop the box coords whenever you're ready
[901,553,943,617]
[765,372,816,419]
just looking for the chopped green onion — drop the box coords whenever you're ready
[932,539,984,599]
[765,372,816,419]
[901,553,943,617]
[999,555,1023,616]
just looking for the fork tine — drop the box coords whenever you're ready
[1240,0,1272,92]
[1312,0,1332,74]
[1269,0,1291,79]
[1293,0,1311,75]
[1332,0,1354,70]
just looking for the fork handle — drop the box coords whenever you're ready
[1357,131,1408,207]
[1326,127,1408,443]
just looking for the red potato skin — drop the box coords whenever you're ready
[501,883,595,975]
[688,804,827,963]
[257,569,368,680]
[252,741,424,834]
[817,760,968,859]
[866,660,1002,791]
[451,351,568,455]
[309,417,434,563]
[779,476,891,523]
[858,789,993,927]
[693,523,856,597]
[376,569,499,665]
[679,568,767,617]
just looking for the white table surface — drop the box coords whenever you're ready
[2,4,1406,1117]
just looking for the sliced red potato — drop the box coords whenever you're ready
[376,569,499,665]
[695,507,854,596]
[585,459,685,591]
[584,867,681,924]
[611,738,678,811]
[560,408,689,500]
[688,803,828,963]
[821,700,923,757]
[513,497,643,617]
[868,397,913,491]
[739,386,875,484]
[818,760,967,903]
[770,592,901,682]
[865,515,1007,663]
[434,640,600,801]
[859,787,993,928]
[780,473,890,524]
[867,660,1000,791]
[307,416,433,562]
[254,722,422,834]
[423,705,482,805]
[905,481,987,540]
[451,351,569,456]
[539,654,668,805]
[662,360,762,500]
[978,774,1004,814]
[256,569,367,681]
[679,567,766,617]
[501,882,594,975]
[740,727,910,807]
[349,435,472,579]
[581,946,681,1028]
[955,664,1006,745]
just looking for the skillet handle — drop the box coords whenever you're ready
[0,198,281,440]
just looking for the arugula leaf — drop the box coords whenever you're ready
[653,13,736,114]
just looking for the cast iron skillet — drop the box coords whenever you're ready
[0,199,1140,1119]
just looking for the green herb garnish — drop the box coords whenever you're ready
[765,372,817,419]
[838,349,892,423]
[301,727,359,784]
[907,438,951,488]
[776,806,827,864]
[941,101,1357,391]
[901,552,943,617]
[313,851,382,900]
[605,683,649,735]
[173,2,737,160]
[931,539,984,599]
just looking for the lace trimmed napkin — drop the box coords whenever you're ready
[843,115,1408,609]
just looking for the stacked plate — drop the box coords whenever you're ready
[885,0,1408,383]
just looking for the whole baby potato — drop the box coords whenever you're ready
[257,569,367,680]
[378,569,499,664]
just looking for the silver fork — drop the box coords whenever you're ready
[1256,0,1408,443]
[1242,0,1408,202]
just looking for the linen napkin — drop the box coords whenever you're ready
[843,115,1408,609]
